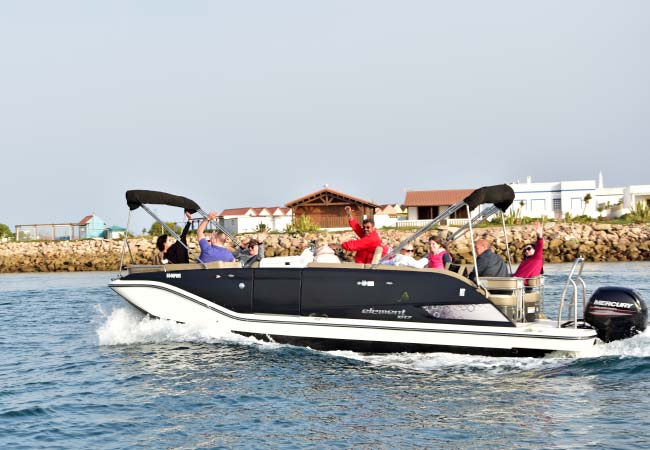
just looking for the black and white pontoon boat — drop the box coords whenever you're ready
[109,186,647,357]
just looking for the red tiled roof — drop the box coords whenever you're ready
[78,214,94,225]
[403,189,473,206]
[219,208,253,217]
[286,187,377,208]
[219,207,291,217]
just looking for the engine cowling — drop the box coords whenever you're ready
[585,287,648,343]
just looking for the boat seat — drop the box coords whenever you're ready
[479,277,525,321]
[370,246,384,264]
[307,262,365,269]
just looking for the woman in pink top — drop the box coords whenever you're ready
[427,235,452,269]
[513,222,544,280]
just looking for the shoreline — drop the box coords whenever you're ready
[1,222,649,273]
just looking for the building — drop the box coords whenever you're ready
[218,207,292,234]
[401,189,474,227]
[286,187,377,230]
[15,214,108,241]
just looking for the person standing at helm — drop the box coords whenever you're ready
[341,205,386,264]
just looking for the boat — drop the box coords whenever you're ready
[109,186,648,357]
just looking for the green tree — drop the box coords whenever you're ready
[148,222,182,236]
[0,223,13,239]
[583,193,592,215]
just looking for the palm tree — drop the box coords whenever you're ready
[583,193,592,216]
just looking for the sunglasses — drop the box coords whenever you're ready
[248,244,258,249]
[403,249,414,253]
[524,246,533,252]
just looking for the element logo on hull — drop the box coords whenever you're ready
[166,273,181,279]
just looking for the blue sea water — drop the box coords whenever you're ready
[2,263,650,450]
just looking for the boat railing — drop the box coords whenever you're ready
[557,258,587,328]
[478,276,545,323]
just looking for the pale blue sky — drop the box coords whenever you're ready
[1,1,648,231]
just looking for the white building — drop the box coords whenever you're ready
[510,174,650,219]
[219,207,292,234]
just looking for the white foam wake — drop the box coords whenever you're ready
[95,305,280,349]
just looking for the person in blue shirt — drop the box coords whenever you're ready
[196,211,235,263]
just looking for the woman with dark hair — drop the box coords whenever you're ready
[153,211,193,265]
[427,235,452,269]
[513,222,544,279]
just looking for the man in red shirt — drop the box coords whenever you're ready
[341,205,385,264]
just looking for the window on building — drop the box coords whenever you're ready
[571,198,583,210]
[531,199,545,213]
[552,198,561,212]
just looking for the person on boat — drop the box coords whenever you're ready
[341,205,387,264]
[468,239,509,282]
[313,240,341,263]
[153,211,193,265]
[196,211,235,263]
[387,243,428,268]
[427,235,452,269]
[513,221,544,280]
[233,232,267,267]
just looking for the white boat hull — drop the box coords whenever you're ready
[109,279,599,355]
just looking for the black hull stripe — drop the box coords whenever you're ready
[110,282,597,342]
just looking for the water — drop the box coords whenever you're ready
[2,263,650,449]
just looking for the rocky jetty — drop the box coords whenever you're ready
[1,223,649,273]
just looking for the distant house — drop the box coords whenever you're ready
[15,213,109,241]
[511,174,650,219]
[78,214,107,238]
[286,187,378,230]
[105,225,127,239]
[219,207,292,234]
[402,189,474,225]
[374,204,407,228]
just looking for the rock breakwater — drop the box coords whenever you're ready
[1,223,649,273]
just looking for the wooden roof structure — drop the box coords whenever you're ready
[286,187,378,229]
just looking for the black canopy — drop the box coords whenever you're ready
[125,190,201,213]
[463,184,515,212]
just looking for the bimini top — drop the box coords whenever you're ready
[125,190,200,213]
[463,184,515,212]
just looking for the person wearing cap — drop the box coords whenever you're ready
[234,231,268,267]
[154,210,193,265]
[196,211,235,263]
[513,222,544,280]
[340,205,386,264]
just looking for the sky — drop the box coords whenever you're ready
[1,1,649,233]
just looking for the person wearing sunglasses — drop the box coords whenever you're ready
[340,205,387,264]
[513,221,544,280]
[388,244,428,268]
[234,231,268,267]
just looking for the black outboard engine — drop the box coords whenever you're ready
[585,287,648,342]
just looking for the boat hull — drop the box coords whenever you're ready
[109,276,599,356]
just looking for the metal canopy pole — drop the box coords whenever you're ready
[118,210,132,274]
[196,208,242,248]
[500,212,513,274]
[446,204,501,243]
[377,201,467,266]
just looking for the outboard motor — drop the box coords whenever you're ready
[585,287,648,342]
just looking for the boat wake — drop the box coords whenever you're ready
[96,305,650,374]
[95,305,280,349]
